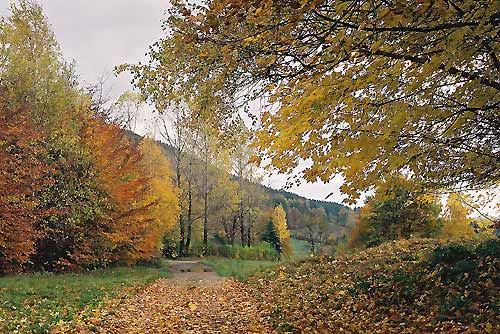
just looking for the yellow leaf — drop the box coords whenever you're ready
[188,302,197,311]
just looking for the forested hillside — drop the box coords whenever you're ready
[265,187,356,228]
[127,130,356,251]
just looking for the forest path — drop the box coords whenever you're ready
[88,261,273,333]
[163,259,225,286]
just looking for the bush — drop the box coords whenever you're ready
[136,257,164,268]
[161,235,179,259]
[189,240,279,261]
[425,238,500,287]
[427,239,500,269]
[428,242,473,266]
[476,238,500,258]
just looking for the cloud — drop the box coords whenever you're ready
[19,0,170,93]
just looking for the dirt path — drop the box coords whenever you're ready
[87,261,273,334]
[164,260,225,286]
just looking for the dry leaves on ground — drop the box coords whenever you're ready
[73,279,273,334]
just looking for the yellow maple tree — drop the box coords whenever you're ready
[137,138,180,258]
[441,194,475,240]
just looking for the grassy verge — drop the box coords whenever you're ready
[203,239,311,281]
[0,262,171,334]
[202,258,278,281]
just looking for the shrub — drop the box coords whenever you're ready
[189,240,279,261]
[236,242,279,261]
[428,242,473,266]
[161,234,179,259]
[427,239,500,282]
[476,238,500,258]
[136,257,164,268]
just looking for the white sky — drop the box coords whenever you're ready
[0,0,356,206]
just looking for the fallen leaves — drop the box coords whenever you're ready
[50,239,500,333]
[74,280,273,334]
[249,238,500,334]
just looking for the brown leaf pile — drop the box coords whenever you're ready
[77,279,273,334]
[249,238,500,334]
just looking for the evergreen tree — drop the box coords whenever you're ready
[261,220,281,255]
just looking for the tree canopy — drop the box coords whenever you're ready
[121,0,500,203]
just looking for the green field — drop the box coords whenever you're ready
[0,263,171,334]
[290,238,311,260]
[203,239,312,280]
[202,258,278,280]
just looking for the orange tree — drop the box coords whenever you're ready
[0,101,52,273]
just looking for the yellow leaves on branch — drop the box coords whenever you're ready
[441,193,475,240]
[138,138,180,255]
[131,0,500,203]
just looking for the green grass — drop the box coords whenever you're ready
[290,238,311,260]
[0,262,171,334]
[203,258,278,281]
[203,239,312,281]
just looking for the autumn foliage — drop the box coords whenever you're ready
[0,102,179,273]
[270,206,293,258]
[0,1,179,273]
[0,101,52,273]
[348,177,442,250]
[125,0,500,204]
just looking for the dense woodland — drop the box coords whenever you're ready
[128,130,357,256]
[0,2,182,273]
[1,0,499,333]
[0,0,353,274]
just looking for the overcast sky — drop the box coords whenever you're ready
[0,0,359,206]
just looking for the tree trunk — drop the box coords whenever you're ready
[203,191,208,255]
[176,159,185,257]
[185,180,193,256]
[230,216,237,246]
[178,214,185,257]
[246,224,251,247]
[222,219,230,243]
[318,232,323,254]
[239,202,245,246]
[202,152,209,255]
[307,229,315,254]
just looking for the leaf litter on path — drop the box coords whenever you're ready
[88,279,273,334]
[71,261,274,334]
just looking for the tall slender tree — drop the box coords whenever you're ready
[157,100,191,257]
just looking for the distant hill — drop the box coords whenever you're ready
[262,185,348,220]
[262,185,356,237]
[126,130,355,237]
